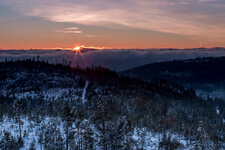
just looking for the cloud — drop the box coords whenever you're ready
[65,27,79,30]
[86,35,101,38]
[57,30,83,34]
[56,26,83,34]
[1,0,225,38]
[1,48,225,71]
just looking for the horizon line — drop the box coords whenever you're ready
[0,46,225,51]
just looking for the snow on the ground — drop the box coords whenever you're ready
[0,117,193,150]
[0,116,195,150]
[3,88,81,101]
[216,106,220,115]
[82,80,89,104]
[0,116,64,149]
[132,128,192,150]
[196,88,225,100]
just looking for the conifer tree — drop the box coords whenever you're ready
[13,99,24,146]
[62,105,74,150]
[193,121,214,150]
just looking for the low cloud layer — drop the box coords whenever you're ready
[1,48,225,71]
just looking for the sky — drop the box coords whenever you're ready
[0,0,225,49]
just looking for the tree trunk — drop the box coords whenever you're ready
[19,115,22,139]
[66,125,69,150]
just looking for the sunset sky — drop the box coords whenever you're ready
[1,0,225,49]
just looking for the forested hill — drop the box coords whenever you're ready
[122,56,225,84]
[0,59,225,149]
[122,56,225,99]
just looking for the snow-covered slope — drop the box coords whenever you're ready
[0,60,225,149]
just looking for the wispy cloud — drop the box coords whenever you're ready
[56,26,82,34]
[86,35,101,38]
[57,30,83,34]
[65,27,79,30]
[1,0,225,38]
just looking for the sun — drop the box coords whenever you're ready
[73,46,81,51]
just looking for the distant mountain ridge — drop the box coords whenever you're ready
[2,47,225,71]
[123,56,225,83]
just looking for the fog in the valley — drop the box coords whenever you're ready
[1,48,225,71]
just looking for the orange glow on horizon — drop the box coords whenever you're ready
[72,44,107,51]
[73,46,81,51]
[0,43,223,50]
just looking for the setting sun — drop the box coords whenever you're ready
[73,46,81,51]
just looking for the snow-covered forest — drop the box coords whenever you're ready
[0,59,225,149]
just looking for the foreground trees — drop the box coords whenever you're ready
[13,99,24,147]
[0,60,225,149]
[0,131,21,150]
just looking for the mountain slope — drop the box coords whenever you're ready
[0,59,225,149]
[122,56,225,99]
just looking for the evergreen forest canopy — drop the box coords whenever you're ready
[0,59,225,149]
